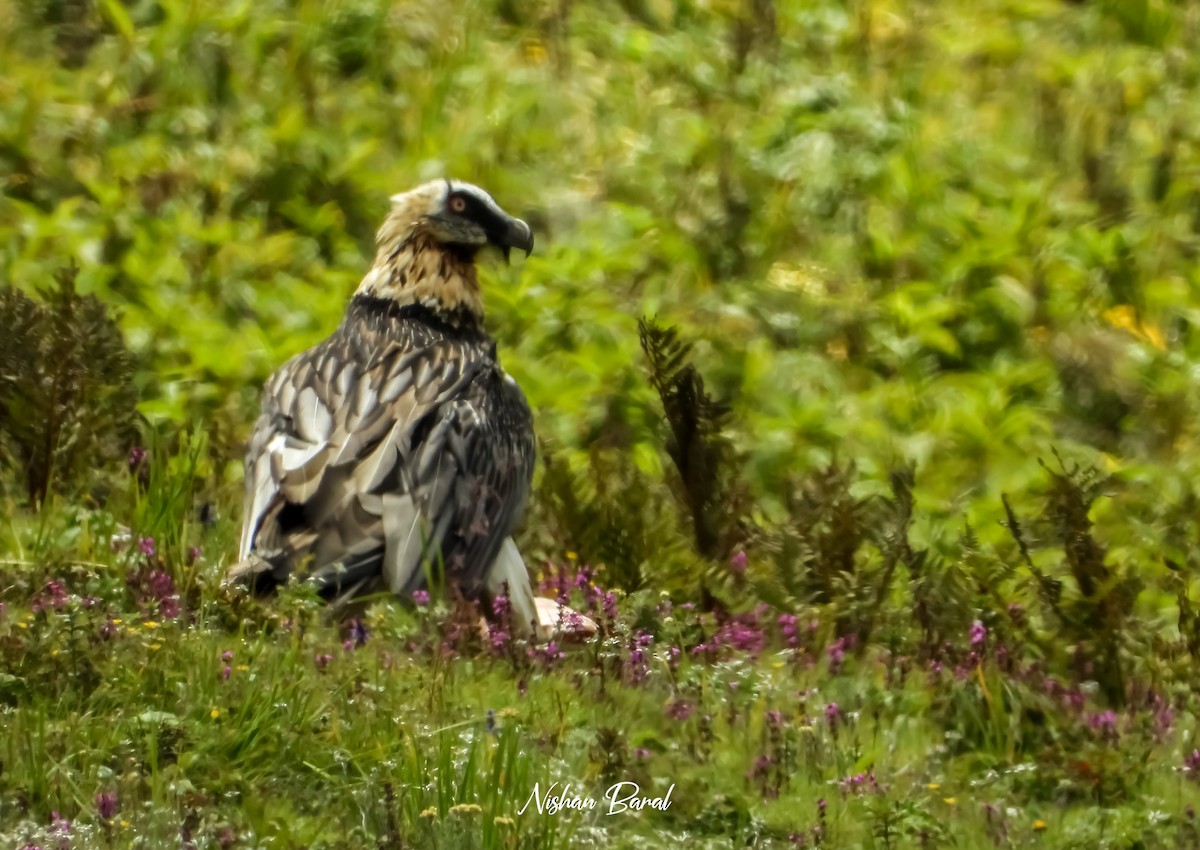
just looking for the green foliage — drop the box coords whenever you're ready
[4,0,1200,846]
[639,317,741,563]
[536,447,684,594]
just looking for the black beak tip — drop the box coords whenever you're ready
[514,221,534,259]
[502,245,512,265]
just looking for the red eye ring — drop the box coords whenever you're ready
[449,196,467,213]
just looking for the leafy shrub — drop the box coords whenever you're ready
[0,264,139,505]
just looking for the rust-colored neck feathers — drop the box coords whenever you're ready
[355,227,484,320]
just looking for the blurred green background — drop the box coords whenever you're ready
[2,0,1199,596]
[5,2,1200,847]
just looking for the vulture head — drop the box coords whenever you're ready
[358,180,533,318]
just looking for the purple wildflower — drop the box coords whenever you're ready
[824,702,841,736]
[412,589,430,606]
[96,790,118,819]
[139,537,157,558]
[314,653,334,670]
[529,640,564,668]
[838,770,878,796]
[994,643,1010,671]
[1154,704,1174,741]
[564,609,586,632]
[1087,710,1119,742]
[128,566,180,619]
[747,753,774,780]
[969,620,987,648]
[489,625,510,652]
[220,665,231,682]
[665,700,695,721]
[1184,748,1200,782]
[602,591,619,622]
[626,631,652,684]
[713,613,765,655]
[827,637,846,672]
[346,618,369,647]
[128,446,147,470]
[633,747,652,761]
[778,613,799,648]
[32,580,69,613]
[730,550,748,576]
[690,641,716,661]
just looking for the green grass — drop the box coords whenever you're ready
[3,0,1200,847]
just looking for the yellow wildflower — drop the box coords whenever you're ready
[1102,304,1166,351]
[494,816,515,827]
[143,621,159,629]
[148,643,161,651]
[449,803,482,816]
[926,783,940,790]
[237,665,249,672]
[943,797,957,806]
[210,708,221,719]
[523,40,547,65]
[419,807,438,819]
[16,622,28,630]
[1033,819,1046,831]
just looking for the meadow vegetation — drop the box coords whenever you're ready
[2,0,1200,847]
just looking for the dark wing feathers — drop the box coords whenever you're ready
[235,306,534,607]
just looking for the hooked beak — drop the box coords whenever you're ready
[494,217,534,264]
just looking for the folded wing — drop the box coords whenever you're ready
[232,321,533,614]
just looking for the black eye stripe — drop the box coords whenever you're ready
[449,192,483,215]
[448,192,506,233]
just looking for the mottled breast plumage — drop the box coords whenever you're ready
[237,297,534,608]
[233,180,544,631]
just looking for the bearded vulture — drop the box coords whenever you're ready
[230,180,591,638]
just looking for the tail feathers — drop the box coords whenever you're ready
[487,537,538,636]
